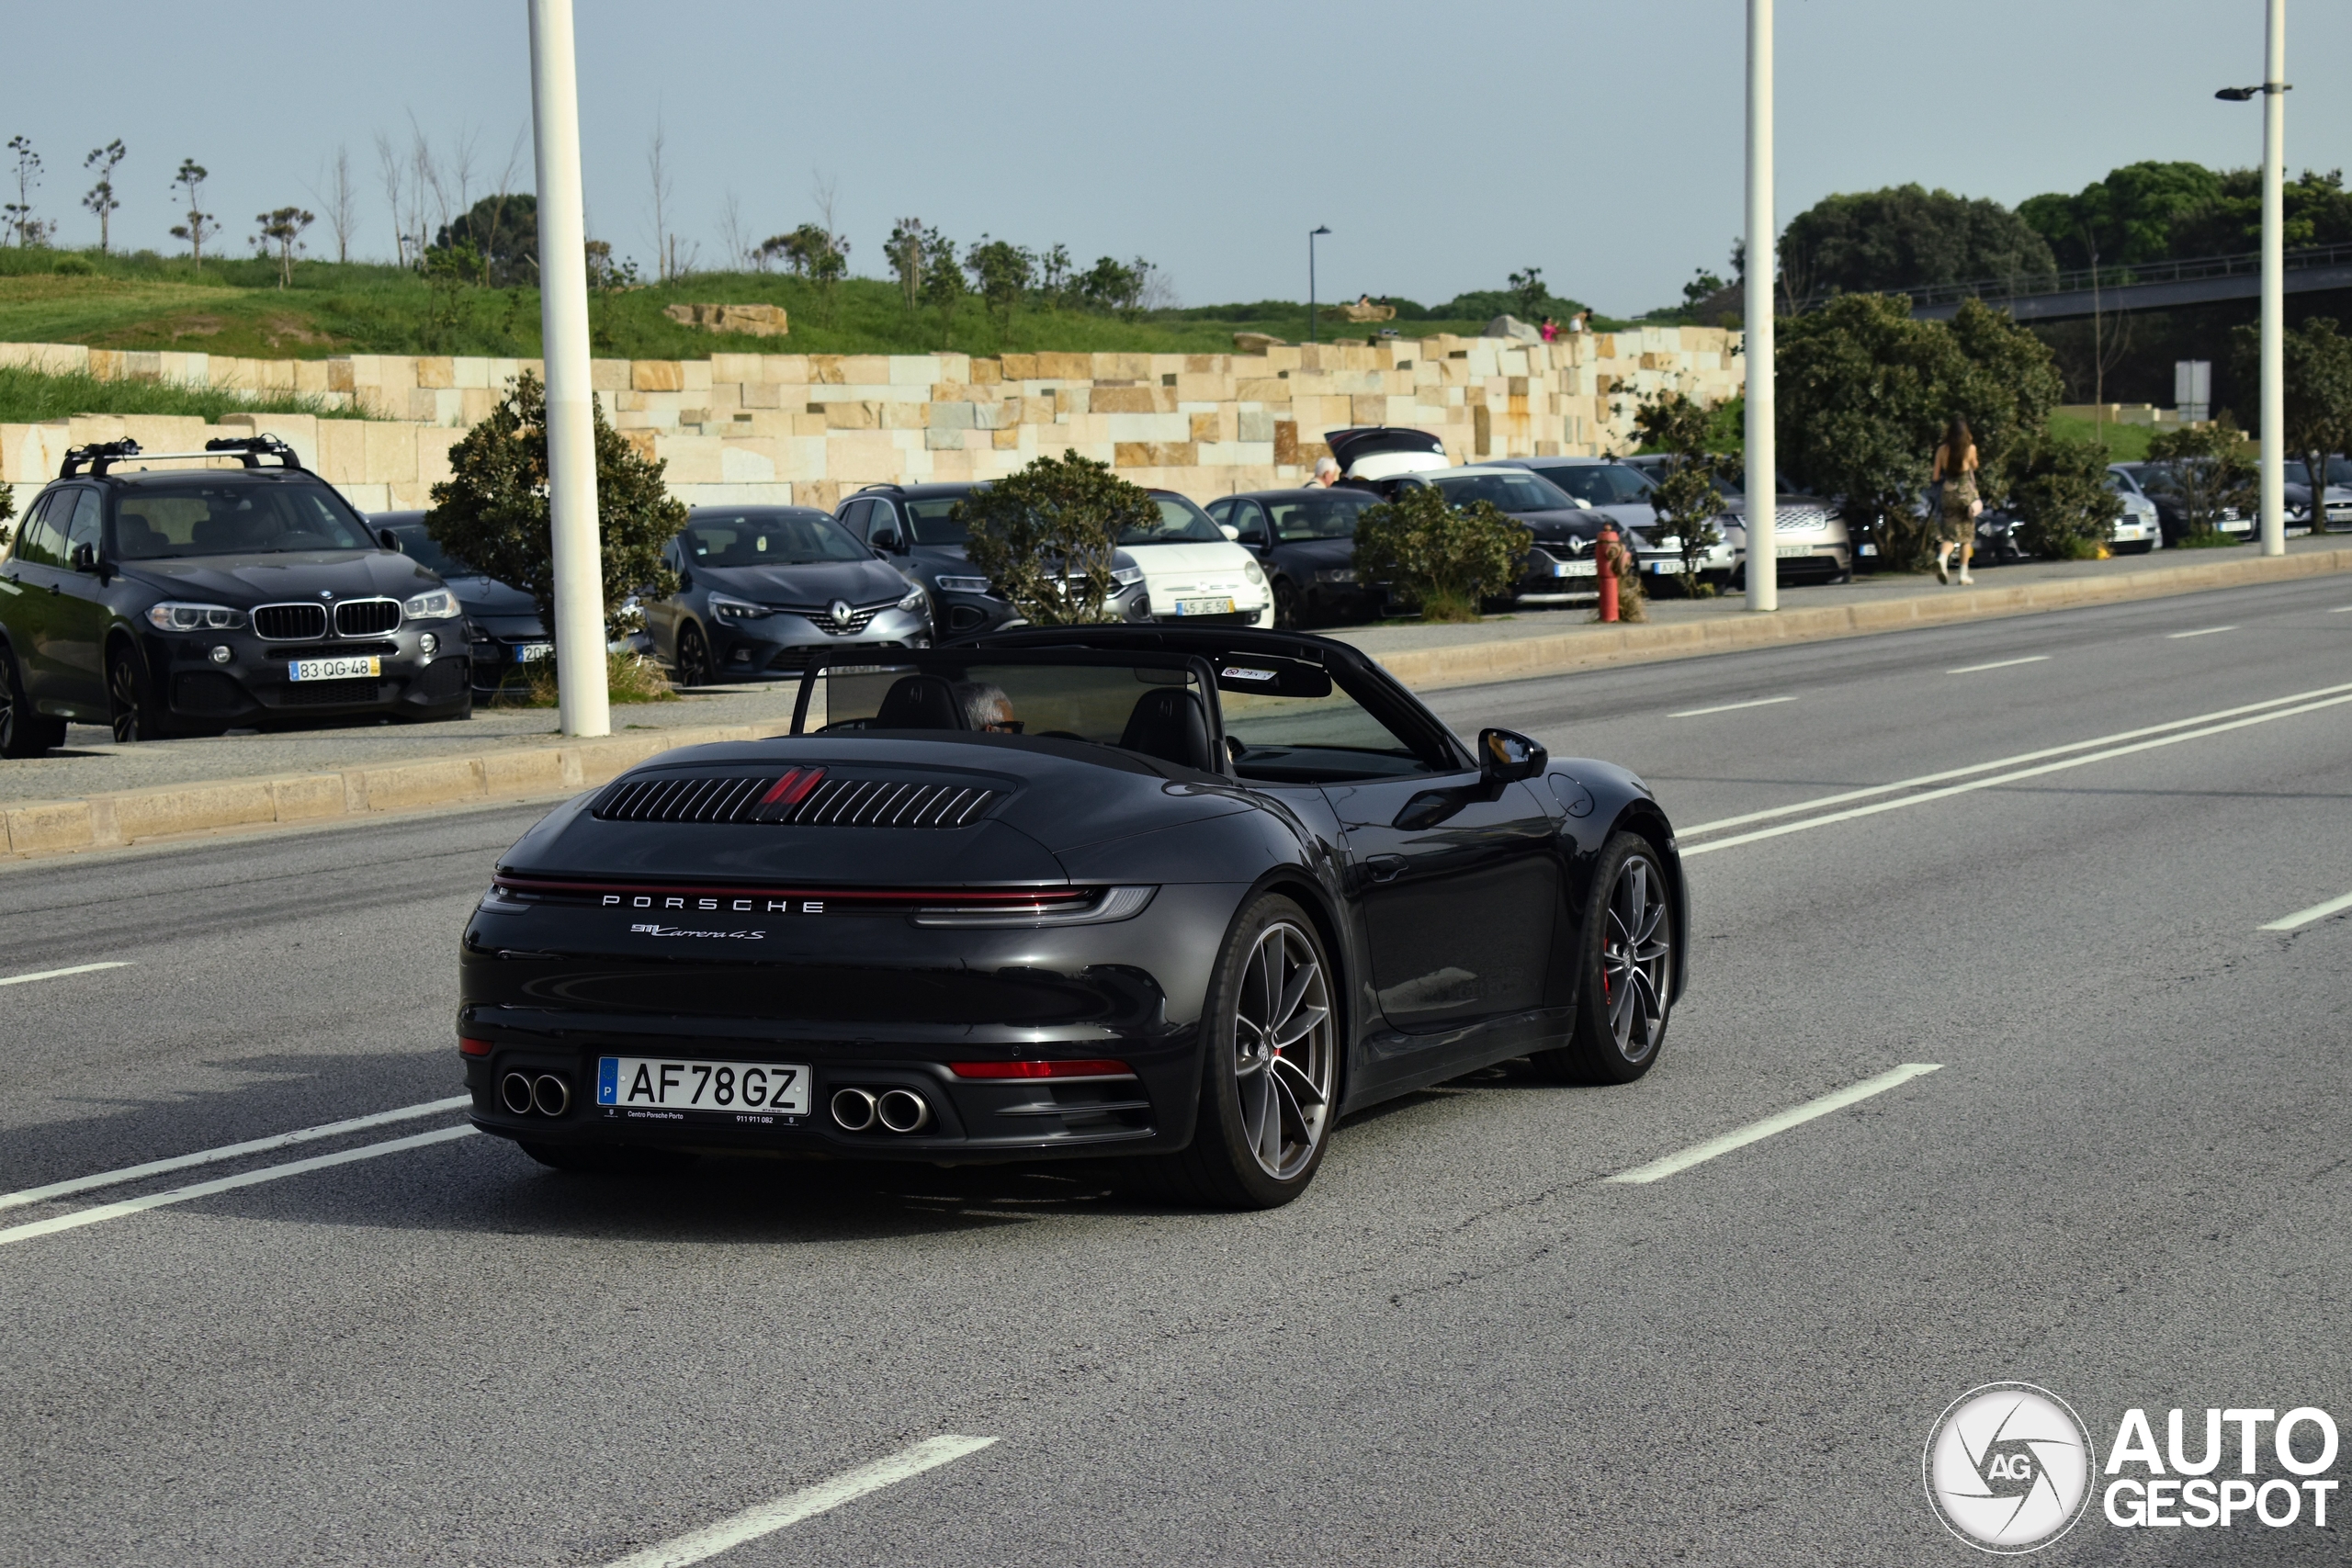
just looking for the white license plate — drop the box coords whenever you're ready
[1775,546,1812,558]
[288,656,380,681]
[1176,597,1235,616]
[596,1055,811,1121]
[515,642,554,663]
[1649,560,1679,574]
[1554,560,1598,578]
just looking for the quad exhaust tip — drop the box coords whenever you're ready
[499,1070,572,1118]
[831,1087,877,1133]
[876,1088,933,1134]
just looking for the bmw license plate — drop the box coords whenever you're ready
[1554,560,1598,578]
[1176,597,1235,616]
[596,1055,811,1122]
[515,642,554,663]
[288,656,380,681]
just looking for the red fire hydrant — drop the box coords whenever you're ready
[1597,523,1620,623]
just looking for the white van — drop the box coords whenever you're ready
[1128,491,1274,627]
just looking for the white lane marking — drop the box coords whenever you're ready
[1684,689,2352,856]
[1678,680,2352,839]
[2168,625,2237,638]
[0,1095,473,1213]
[1608,1065,1943,1184]
[0,961,131,987]
[1669,695,1795,719]
[2261,888,2352,931]
[0,1125,476,1248]
[600,1435,1000,1568]
[1947,655,2050,674]
[2331,605,2352,613]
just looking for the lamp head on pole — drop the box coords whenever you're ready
[1311,225,1331,238]
[2214,84,2290,100]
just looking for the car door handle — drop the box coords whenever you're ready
[1366,854,1408,884]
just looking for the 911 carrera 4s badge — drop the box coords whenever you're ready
[628,923,766,940]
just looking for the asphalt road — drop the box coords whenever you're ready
[3,575,2348,1566]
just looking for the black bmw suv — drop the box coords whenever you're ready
[0,437,470,753]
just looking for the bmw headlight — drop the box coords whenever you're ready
[144,602,247,632]
[708,593,772,623]
[898,586,927,612]
[1241,559,1266,585]
[401,588,460,620]
[1111,566,1145,589]
[1312,566,1356,583]
[934,575,995,595]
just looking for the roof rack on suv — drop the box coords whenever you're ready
[60,434,307,479]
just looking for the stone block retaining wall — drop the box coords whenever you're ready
[0,328,1742,510]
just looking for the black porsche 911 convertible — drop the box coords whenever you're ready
[458,626,1684,1208]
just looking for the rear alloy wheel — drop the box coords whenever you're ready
[0,647,63,758]
[1154,893,1338,1209]
[673,622,715,688]
[1531,831,1676,1085]
[107,642,169,743]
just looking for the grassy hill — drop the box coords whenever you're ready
[0,246,1591,363]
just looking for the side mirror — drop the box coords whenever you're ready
[378,528,401,551]
[1218,523,1241,541]
[69,542,99,573]
[1477,727,1546,785]
[869,524,904,552]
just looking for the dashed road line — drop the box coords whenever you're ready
[1669,695,1795,719]
[1947,655,2050,674]
[2261,889,2352,932]
[598,1435,1000,1568]
[0,1095,472,1213]
[2168,626,2237,638]
[0,961,131,987]
[0,1125,477,1247]
[1608,1065,1944,1184]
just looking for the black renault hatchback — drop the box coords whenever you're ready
[0,437,469,754]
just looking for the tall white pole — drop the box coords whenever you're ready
[1745,0,1777,611]
[2259,0,2287,557]
[528,0,610,736]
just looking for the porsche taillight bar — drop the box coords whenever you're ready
[491,874,1099,912]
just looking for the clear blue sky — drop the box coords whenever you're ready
[6,1,2346,316]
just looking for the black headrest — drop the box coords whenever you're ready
[1118,686,1215,773]
[872,674,964,729]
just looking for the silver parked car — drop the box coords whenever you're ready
[1615,456,1852,587]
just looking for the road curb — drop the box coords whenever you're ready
[1369,545,2352,691]
[1,719,792,860]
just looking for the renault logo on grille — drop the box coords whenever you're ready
[830,599,854,630]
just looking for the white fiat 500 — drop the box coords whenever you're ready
[1127,491,1274,627]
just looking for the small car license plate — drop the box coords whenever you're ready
[1554,561,1597,578]
[515,642,554,663]
[596,1055,811,1120]
[288,656,380,681]
[1774,546,1811,558]
[1176,597,1235,616]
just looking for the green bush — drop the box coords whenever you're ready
[2010,433,2123,559]
[425,370,683,641]
[955,449,1152,625]
[1352,483,1530,622]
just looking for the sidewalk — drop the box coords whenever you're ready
[3,535,2348,859]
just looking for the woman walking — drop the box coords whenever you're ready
[1931,415,1980,584]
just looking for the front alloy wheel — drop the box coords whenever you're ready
[1532,830,1676,1084]
[1156,893,1338,1208]
[673,622,715,688]
[107,643,162,743]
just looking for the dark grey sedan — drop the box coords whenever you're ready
[647,507,933,685]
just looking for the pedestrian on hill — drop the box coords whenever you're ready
[1931,414,1980,585]
[1540,316,1559,343]
[1308,456,1340,488]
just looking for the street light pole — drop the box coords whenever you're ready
[527,0,609,737]
[2260,0,2287,557]
[1308,226,1330,345]
[1744,0,1776,613]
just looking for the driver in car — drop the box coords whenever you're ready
[953,681,1022,733]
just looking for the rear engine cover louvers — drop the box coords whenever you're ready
[593,768,998,829]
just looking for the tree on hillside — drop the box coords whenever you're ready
[1780,184,2056,299]
[1080,256,1150,318]
[953,451,1153,625]
[5,136,51,249]
[82,141,125,253]
[254,206,315,288]
[2017,161,2222,271]
[1508,266,1546,321]
[920,227,964,339]
[888,217,925,312]
[2167,166,2352,259]
[170,158,217,266]
[435,192,537,287]
[426,371,682,644]
[966,236,1034,329]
